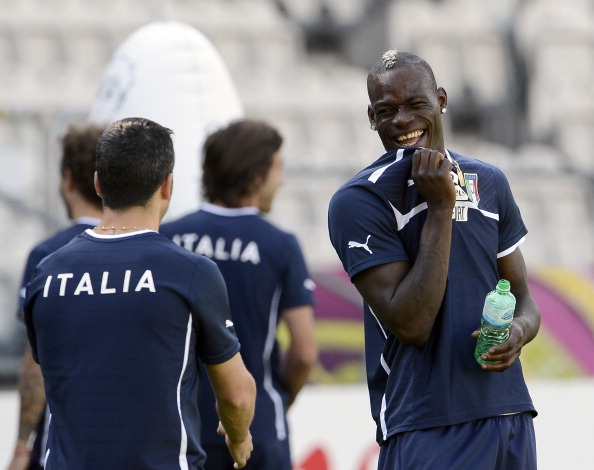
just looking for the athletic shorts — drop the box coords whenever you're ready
[377,412,536,470]
[202,438,291,470]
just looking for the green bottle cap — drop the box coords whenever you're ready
[496,279,511,294]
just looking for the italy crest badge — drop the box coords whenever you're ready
[464,174,480,205]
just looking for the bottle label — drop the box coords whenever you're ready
[482,302,513,328]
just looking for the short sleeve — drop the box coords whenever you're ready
[190,258,241,365]
[328,184,409,280]
[23,266,44,363]
[493,167,527,255]
[278,234,315,310]
[17,246,51,321]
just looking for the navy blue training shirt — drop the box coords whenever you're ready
[161,204,315,446]
[328,148,536,444]
[24,229,240,469]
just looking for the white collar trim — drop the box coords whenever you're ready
[84,228,156,239]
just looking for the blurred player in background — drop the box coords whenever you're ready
[328,51,540,470]
[161,119,317,470]
[23,118,256,469]
[7,123,105,470]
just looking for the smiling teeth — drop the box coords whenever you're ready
[397,130,423,142]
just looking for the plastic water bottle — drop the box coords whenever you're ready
[474,279,516,365]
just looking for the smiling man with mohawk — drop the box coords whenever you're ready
[328,50,541,469]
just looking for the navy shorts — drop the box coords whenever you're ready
[377,412,536,470]
[203,438,291,470]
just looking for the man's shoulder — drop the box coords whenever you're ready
[330,148,415,213]
[158,234,221,270]
[160,211,201,236]
[252,215,293,237]
[30,224,92,257]
[41,231,219,276]
[24,227,87,274]
[449,149,502,173]
[354,148,412,181]
[145,231,217,262]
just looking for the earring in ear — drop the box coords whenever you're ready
[370,123,377,131]
[441,107,447,114]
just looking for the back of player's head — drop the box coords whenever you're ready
[367,50,438,96]
[60,123,105,210]
[202,119,282,207]
[96,117,174,209]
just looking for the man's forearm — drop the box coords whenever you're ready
[282,350,315,407]
[513,295,541,346]
[280,306,317,407]
[216,375,256,444]
[16,344,45,442]
[387,207,453,345]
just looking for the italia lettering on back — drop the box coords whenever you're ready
[42,270,156,297]
[172,233,260,265]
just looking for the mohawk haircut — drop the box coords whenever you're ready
[381,49,399,69]
[368,50,438,92]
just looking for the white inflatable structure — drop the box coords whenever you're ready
[89,21,244,220]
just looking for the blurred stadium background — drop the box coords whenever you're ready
[2,0,593,382]
[1,0,594,467]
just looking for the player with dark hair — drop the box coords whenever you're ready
[161,119,317,470]
[7,123,105,470]
[328,51,541,469]
[24,117,256,470]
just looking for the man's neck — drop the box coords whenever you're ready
[70,207,103,222]
[210,195,260,210]
[66,195,103,222]
[94,206,160,235]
